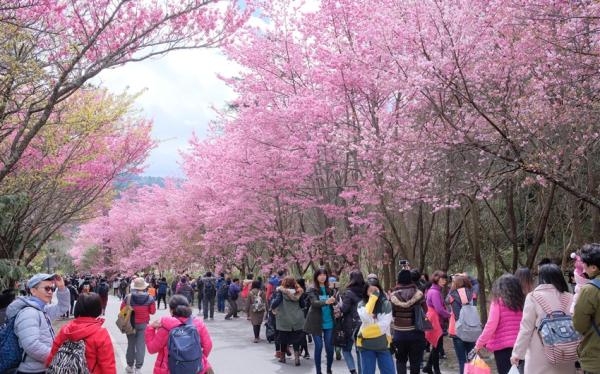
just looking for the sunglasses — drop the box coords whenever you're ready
[38,286,56,293]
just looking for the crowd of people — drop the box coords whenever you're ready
[1,243,599,374]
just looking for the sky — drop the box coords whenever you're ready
[96,48,240,178]
[95,1,319,178]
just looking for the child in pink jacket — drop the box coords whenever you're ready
[145,295,213,374]
[475,275,524,374]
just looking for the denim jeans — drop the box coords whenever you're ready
[217,294,226,312]
[360,349,395,374]
[342,337,361,372]
[126,323,147,369]
[313,328,334,373]
[452,337,475,374]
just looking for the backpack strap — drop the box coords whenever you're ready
[532,291,570,315]
[457,288,470,305]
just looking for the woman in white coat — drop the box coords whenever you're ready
[510,264,576,374]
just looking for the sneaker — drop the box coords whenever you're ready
[134,368,142,374]
[125,367,134,373]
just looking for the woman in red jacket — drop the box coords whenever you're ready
[145,295,214,374]
[46,292,116,374]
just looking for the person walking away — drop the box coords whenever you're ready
[356,276,395,374]
[340,270,366,374]
[391,269,427,374]
[241,274,254,312]
[271,276,305,366]
[119,278,129,300]
[145,295,213,374]
[147,282,157,298]
[122,277,156,373]
[175,277,194,305]
[225,278,241,319]
[266,271,284,302]
[46,292,116,373]
[201,272,217,320]
[96,278,110,316]
[304,268,336,374]
[514,267,535,296]
[474,275,524,374]
[246,280,267,342]
[4,273,70,374]
[216,273,226,313]
[423,271,451,374]
[511,264,576,374]
[156,277,168,310]
[573,243,600,374]
[446,274,480,374]
[65,279,79,318]
[113,278,120,297]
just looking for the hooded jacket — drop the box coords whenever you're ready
[145,316,213,374]
[6,288,71,373]
[390,284,426,331]
[46,317,115,374]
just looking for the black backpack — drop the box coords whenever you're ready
[203,279,216,298]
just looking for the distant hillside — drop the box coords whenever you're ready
[114,175,165,192]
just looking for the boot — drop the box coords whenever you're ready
[279,352,286,363]
[294,351,301,366]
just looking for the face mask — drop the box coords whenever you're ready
[287,289,296,295]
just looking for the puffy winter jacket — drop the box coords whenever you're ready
[145,316,213,374]
[121,291,156,324]
[390,284,427,331]
[5,288,71,373]
[46,317,116,374]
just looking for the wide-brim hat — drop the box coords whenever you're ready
[131,277,149,290]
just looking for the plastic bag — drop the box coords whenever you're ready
[508,365,520,374]
[464,354,491,374]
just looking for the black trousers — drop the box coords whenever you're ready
[424,336,443,373]
[493,347,513,374]
[394,331,425,374]
[253,324,261,339]
[156,293,167,309]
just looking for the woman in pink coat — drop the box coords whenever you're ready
[145,295,213,374]
[511,264,576,374]
[475,275,524,374]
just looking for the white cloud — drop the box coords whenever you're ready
[94,48,241,177]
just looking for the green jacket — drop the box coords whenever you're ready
[573,275,600,373]
[274,289,305,331]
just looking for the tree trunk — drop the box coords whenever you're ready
[506,179,519,272]
[464,198,488,324]
[526,183,557,269]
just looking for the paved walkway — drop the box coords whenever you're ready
[103,295,351,374]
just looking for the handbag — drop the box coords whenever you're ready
[333,317,348,347]
[414,304,433,331]
[464,354,491,374]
